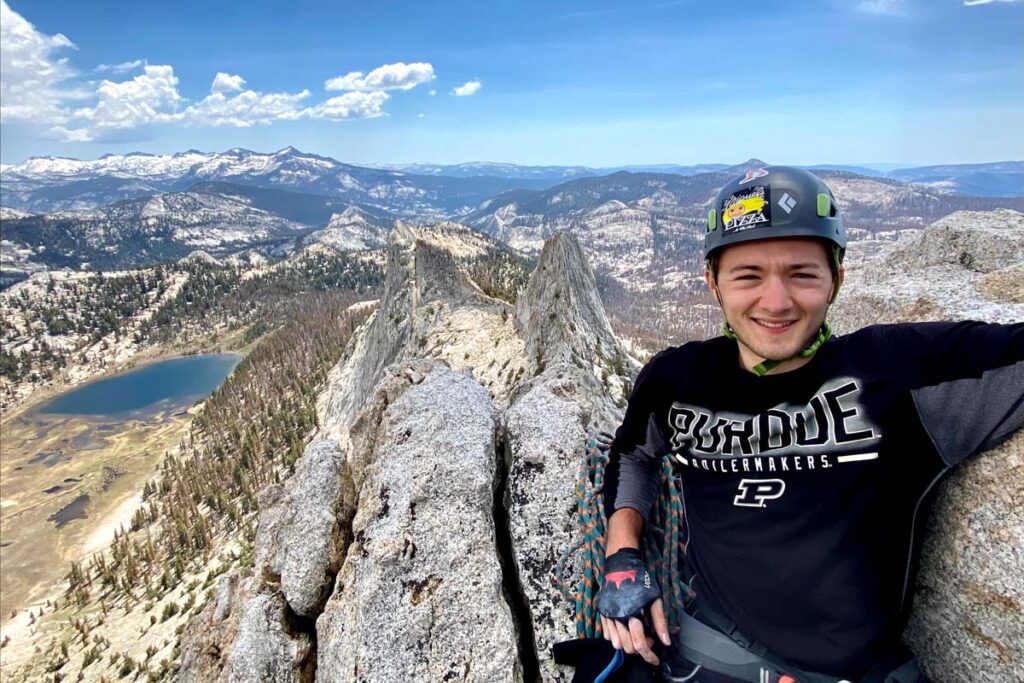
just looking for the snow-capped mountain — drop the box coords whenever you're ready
[0,147,554,215]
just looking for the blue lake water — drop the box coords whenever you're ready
[36,353,241,418]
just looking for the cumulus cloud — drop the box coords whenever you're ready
[187,88,311,127]
[325,62,435,91]
[452,79,482,96]
[211,72,246,94]
[855,0,907,14]
[312,91,390,119]
[96,59,145,73]
[3,2,418,141]
[0,0,81,123]
[75,64,183,129]
[45,125,95,142]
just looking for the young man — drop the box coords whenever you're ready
[596,166,1024,682]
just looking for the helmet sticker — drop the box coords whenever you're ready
[722,185,772,234]
[739,167,769,184]
[777,192,797,214]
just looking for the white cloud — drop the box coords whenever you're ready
[211,72,246,94]
[75,64,183,131]
[428,89,437,96]
[186,89,311,127]
[855,0,907,15]
[45,125,95,142]
[452,79,482,96]
[311,91,390,120]
[0,0,79,123]
[2,2,410,141]
[96,59,145,74]
[417,113,425,118]
[963,0,1023,5]
[325,62,435,91]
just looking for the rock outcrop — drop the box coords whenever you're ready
[317,222,527,451]
[222,592,315,683]
[176,569,251,683]
[502,232,640,681]
[903,433,1024,682]
[832,209,1024,330]
[254,440,351,618]
[316,363,519,682]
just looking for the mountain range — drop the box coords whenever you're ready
[2,148,1023,296]
[0,147,554,216]
[2,148,1021,216]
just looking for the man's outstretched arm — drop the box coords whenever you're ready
[897,321,1024,466]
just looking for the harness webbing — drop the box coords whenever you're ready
[554,432,689,638]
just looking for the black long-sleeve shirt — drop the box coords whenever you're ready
[603,321,1024,678]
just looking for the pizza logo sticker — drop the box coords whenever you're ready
[722,185,771,233]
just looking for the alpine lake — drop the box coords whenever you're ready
[0,353,241,622]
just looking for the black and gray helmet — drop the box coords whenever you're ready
[704,165,846,260]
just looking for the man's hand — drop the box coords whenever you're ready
[598,507,672,667]
[600,597,670,666]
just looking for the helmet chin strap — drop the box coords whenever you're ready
[723,320,832,376]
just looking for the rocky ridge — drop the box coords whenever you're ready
[175,214,1022,682]
[176,225,639,682]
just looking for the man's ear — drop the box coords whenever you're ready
[704,265,716,294]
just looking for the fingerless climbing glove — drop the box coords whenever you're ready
[597,548,661,622]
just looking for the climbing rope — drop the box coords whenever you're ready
[554,430,689,639]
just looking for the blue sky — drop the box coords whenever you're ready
[1,0,1022,167]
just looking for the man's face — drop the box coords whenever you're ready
[706,238,840,364]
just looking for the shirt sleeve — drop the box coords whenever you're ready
[895,321,1024,466]
[603,350,672,523]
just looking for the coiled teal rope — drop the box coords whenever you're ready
[553,430,688,638]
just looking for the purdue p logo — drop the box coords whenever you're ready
[734,479,786,508]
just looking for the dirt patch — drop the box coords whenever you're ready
[976,264,1024,304]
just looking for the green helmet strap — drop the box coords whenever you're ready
[724,321,832,376]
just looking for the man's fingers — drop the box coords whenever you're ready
[607,617,622,651]
[628,616,660,666]
[617,620,635,654]
[600,616,611,641]
[650,598,671,646]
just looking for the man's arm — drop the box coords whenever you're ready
[599,352,673,664]
[895,321,1024,466]
[606,507,645,554]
